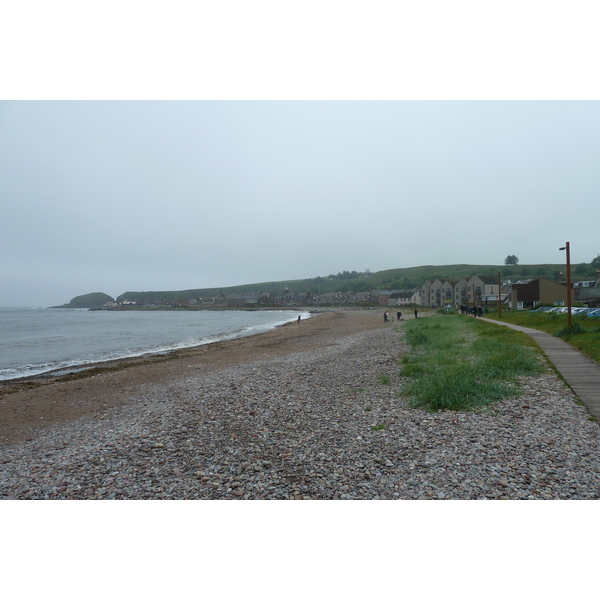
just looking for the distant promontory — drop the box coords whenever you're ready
[53,292,115,309]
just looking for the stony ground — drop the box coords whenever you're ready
[1,311,599,500]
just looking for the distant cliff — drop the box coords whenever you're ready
[54,292,115,308]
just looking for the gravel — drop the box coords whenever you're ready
[1,325,599,500]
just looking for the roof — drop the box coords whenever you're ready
[472,275,497,284]
[577,287,600,300]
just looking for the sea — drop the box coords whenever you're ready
[0,307,310,381]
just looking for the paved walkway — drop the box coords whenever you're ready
[480,317,600,421]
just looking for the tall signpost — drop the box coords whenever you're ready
[559,242,572,328]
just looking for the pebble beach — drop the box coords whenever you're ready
[1,309,599,500]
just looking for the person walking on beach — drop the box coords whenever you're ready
[384,311,389,323]
[297,315,301,324]
[414,308,418,318]
[396,311,402,321]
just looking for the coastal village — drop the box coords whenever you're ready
[106,273,600,311]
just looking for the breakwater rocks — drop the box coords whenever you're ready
[1,324,599,499]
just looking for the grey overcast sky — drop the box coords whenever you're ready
[0,101,600,306]
[2,4,600,307]
[2,100,599,307]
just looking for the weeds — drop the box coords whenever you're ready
[399,315,544,411]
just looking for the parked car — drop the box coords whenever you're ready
[587,309,600,317]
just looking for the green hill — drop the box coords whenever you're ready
[116,262,595,304]
[56,292,115,308]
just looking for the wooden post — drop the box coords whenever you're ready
[498,272,502,318]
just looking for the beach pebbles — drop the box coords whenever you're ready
[1,325,599,499]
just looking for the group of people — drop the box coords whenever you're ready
[459,304,483,317]
[383,305,485,321]
[384,308,418,323]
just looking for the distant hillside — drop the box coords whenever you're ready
[116,262,596,304]
[55,292,115,308]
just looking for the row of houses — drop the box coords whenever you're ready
[111,274,600,311]
[419,275,600,309]
[195,288,422,308]
[175,276,599,310]
[420,275,503,308]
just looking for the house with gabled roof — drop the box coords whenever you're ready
[374,290,400,306]
[428,279,446,308]
[453,277,469,306]
[389,290,421,306]
[466,275,499,305]
[439,279,456,307]
[420,280,433,307]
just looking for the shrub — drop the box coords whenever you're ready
[555,323,587,337]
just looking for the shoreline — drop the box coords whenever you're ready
[0,308,385,445]
[0,307,315,390]
[1,307,600,499]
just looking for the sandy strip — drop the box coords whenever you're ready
[0,308,392,445]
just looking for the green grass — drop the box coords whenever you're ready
[485,311,600,364]
[399,315,545,411]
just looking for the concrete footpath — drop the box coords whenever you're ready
[480,317,600,421]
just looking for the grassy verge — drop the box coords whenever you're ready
[399,315,545,411]
[485,311,600,364]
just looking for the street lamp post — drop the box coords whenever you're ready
[559,242,572,328]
